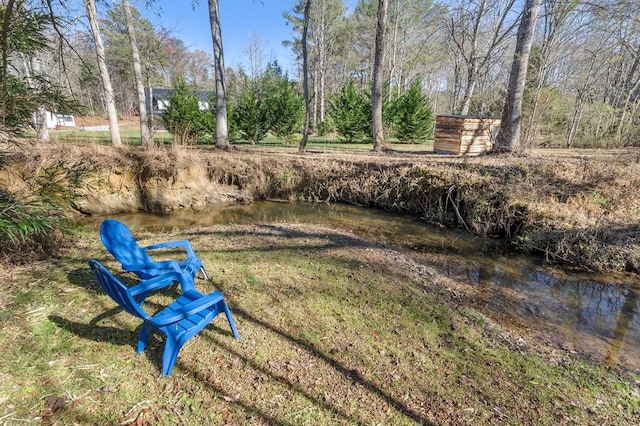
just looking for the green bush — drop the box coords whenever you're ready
[226,104,240,142]
[161,77,212,145]
[232,89,270,143]
[387,81,434,143]
[0,189,55,251]
[315,118,335,136]
[329,81,371,143]
[266,80,304,144]
[197,96,216,144]
[0,159,91,259]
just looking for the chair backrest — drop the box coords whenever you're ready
[88,260,148,320]
[100,219,153,268]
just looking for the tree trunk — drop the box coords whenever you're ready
[35,107,49,143]
[372,0,388,152]
[0,0,15,130]
[318,1,326,123]
[84,0,121,147]
[299,0,312,153]
[459,69,477,115]
[122,0,153,148]
[22,54,49,142]
[494,0,541,152]
[208,0,229,149]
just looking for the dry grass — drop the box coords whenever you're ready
[2,142,640,273]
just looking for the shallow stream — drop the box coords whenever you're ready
[79,201,640,374]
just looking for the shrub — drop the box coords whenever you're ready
[266,80,304,144]
[0,159,91,260]
[315,118,335,136]
[329,81,371,143]
[387,81,434,143]
[197,95,216,144]
[161,77,208,145]
[232,89,270,143]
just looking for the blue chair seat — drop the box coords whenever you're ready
[88,260,239,376]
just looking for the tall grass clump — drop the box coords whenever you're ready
[0,152,92,260]
[0,189,57,257]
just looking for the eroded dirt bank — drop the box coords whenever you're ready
[2,143,639,273]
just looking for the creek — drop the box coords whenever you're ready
[78,201,640,374]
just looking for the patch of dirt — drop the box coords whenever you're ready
[74,115,139,130]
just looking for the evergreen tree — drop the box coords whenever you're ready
[232,89,270,143]
[161,77,202,144]
[329,81,371,143]
[388,81,434,143]
[267,80,305,144]
[0,1,82,257]
[0,1,75,140]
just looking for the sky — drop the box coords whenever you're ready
[136,0,358,76]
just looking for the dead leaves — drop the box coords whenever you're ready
[40,395,66,422]
[119,401,152,426]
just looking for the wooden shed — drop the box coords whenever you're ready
[434,115,501,156]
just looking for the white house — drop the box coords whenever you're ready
[38,110,76,129]
[145,88,214,114]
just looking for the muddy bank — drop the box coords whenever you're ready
[2,143,639,273]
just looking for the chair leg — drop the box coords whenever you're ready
[137,322,154,354]
[200,266,209,280]
[221,301,240,339]
[162,336,182,376]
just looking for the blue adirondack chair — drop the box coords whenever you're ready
[88,259,240,376]
[100,218,208,282]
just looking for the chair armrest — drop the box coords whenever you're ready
[129,272,182,297]
[121,259,180,273]
[125,260,196,293]
[151,290,225,326]
[142,240,196,257]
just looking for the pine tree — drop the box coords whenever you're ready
[267,80,305,144]
[232,89,270,143]
[329,81,371,143]
[161,77,201,144]
[388,81,434,143]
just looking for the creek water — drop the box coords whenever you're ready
[79,201,640,374]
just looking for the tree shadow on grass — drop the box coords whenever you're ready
[58,237,434,424]
[49,309,137,349]
[194,305,434,426]
[66,266,101,291]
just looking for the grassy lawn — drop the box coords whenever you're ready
[45,127,434,154]
[0,223,638,425]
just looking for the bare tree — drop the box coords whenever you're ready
[372,0,388,151]
[243,29,268,88]
[494,0,541,152]
[523,0,583,147]
[285,0,347,128]
[208,0,229,149]
[21,55,49,142]
[445,0,519,115]
[83,0,121,146]
[122,0,152,148]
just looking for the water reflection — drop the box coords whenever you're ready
[78,201,640,374]
[452,258,640,372]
